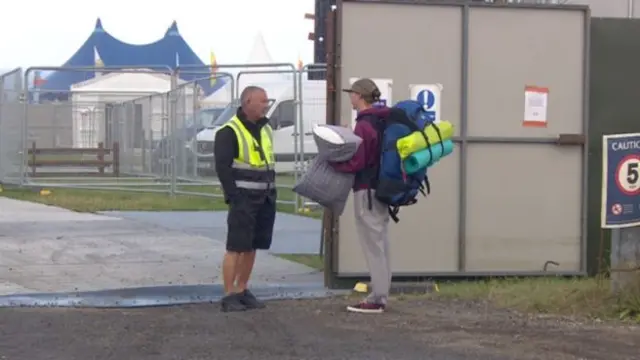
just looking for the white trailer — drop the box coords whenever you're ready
[194,79,326,173]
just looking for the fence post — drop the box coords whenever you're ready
[169,73,178,197]
[141,129,147,173]
[97,142,105,175]
[323,7,337,289]
[610,228,640,293]
[112,142,120,177]
[30,141,36,178]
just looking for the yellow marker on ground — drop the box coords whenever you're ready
[39,189,52,196]
[353,282,368,293]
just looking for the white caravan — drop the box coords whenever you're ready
[193,80,327,173]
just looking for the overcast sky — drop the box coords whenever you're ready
[0,0,315,70]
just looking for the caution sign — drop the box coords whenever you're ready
[602,133,640,228]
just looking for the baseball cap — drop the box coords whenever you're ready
[342,78,380,101]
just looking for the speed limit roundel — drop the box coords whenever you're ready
[615,154,640,196]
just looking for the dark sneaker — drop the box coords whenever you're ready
[346,302,385,314]
[221,293,247,312]
[239,289,266,309]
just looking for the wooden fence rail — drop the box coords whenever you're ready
[27,141,120,177]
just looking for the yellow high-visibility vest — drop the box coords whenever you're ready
[221,116,275,190]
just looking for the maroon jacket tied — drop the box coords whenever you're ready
[330,107,391,190]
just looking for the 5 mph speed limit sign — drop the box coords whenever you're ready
[615,155,640,196]
[602,134,640,228]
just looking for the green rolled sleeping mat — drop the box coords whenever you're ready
[396,121,454,160]
[403,139,455,174]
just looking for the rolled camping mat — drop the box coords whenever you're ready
[397,121,454,159]
[403,139,455,174]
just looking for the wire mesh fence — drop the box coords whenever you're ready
[0,68,23,185]
[0,64,326,211]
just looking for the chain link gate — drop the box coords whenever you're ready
[0,68,23,185]
[19,66,172,190]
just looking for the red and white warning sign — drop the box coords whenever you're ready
[615,154,640,196]
[611,203,623,216]
[601,133,640,228]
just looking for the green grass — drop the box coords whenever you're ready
[430,276,640,322]
[276,254,324,270]
[0,187,228,212]
[0,177,322,218]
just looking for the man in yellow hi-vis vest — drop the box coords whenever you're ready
[214,86,276,312]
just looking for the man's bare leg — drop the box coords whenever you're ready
[221,251,248,312]
[235,250,256,292]
[222,251,241,294]
[234,250,264,309]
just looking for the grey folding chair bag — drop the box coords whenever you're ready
[293,125,363,215]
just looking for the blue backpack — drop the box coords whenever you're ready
[369,100,443,222]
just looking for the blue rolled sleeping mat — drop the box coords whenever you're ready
[403,139,455,174]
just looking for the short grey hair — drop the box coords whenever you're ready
[240,86,266,106]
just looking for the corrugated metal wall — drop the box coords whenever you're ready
[332,0,589,277]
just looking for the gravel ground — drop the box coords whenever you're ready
[0,296,638,360]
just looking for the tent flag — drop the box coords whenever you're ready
[94,46,104,67]
[94,46,104,77]
[209,49,217,87]
[33,71,46,87]
[32,70,45,103]
[297,55,303,70]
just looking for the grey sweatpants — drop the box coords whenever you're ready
[353,189,391,304]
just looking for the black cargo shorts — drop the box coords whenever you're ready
[226,191,277,252]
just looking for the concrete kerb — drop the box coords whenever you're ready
[0,284,349,308]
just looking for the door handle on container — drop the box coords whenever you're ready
[556,133,585,146]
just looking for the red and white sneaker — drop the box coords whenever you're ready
[346,302,385,314]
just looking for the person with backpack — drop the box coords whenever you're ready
[331,78,446,314]
[330,78,392,314]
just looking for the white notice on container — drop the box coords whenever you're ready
[523,86,548,127]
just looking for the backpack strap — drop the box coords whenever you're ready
[407,106,446,167]
[398,107,440,168]
[404,109,437,196]
[430,123,445,163]
[388,206,400,223]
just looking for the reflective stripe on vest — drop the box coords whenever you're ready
[235,180,274,190]
[222,116,275,190]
